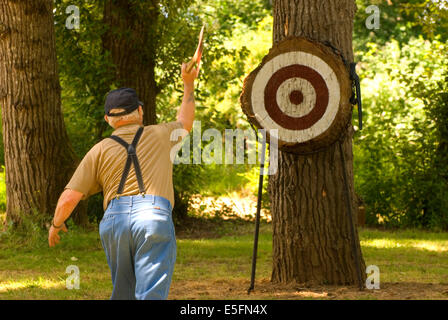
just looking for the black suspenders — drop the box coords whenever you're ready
[108,126,145,199]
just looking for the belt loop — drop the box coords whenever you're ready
[151,194,155,205]
[129,196,133,207]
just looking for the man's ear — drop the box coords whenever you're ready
[138,105,144,116]
[104,115,109,123]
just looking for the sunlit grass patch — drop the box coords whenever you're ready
[0,277,64,293]
[0,271,111,300]
[361,238,448,252]
[412,241,448,252]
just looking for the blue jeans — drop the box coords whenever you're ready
[99,194,176,300]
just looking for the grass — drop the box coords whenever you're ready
[0,218,447,300]
[360,229,448,284]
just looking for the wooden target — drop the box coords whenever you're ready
[240,37,352,154]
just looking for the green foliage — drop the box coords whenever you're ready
[55,0,116,155]
[401,39,448,229]
[86,193,106,224]
[355,0,420,52]
[400,0,448,40]
[0,208,49,246]
[0,120,3,166]
[172,158,203,222]
[354,38,448,230]
[354,0,448,53]
[0,166,6,213]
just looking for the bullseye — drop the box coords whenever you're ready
[289,90,303,105]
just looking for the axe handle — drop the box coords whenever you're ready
[186,58,196,73]
[186,25,204,73]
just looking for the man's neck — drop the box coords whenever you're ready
[114,120,142,129]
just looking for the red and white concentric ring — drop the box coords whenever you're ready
[251,51,340,143]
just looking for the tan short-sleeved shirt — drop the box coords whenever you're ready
[65,121,185,210]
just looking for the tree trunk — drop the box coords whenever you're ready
[102,0,159,126]
[0,0,87,226]
[270,0,366,285]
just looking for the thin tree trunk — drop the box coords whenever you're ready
[102,0,159,126]
[270,0,366,285]
[0,0,87,226]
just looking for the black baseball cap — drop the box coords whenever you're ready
[104,88,144,117]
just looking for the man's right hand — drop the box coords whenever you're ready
[181,63,198,88]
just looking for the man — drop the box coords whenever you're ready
[48,63,197,300]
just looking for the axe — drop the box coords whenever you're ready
[186,25,205,75]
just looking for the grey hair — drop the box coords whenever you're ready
[106,108,141,128]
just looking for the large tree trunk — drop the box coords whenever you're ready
[270,0,366,285]
[0,0,87,226]
[102,0,159,126]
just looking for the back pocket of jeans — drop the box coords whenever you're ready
[145,210,173,243]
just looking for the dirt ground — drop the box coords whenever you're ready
[172,202,448,300]
[170,278,448,300]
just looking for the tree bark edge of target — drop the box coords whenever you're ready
[240,36,353,154]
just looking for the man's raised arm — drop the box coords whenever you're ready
[177,63,198,132]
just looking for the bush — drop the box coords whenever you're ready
[354,37,448,230]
